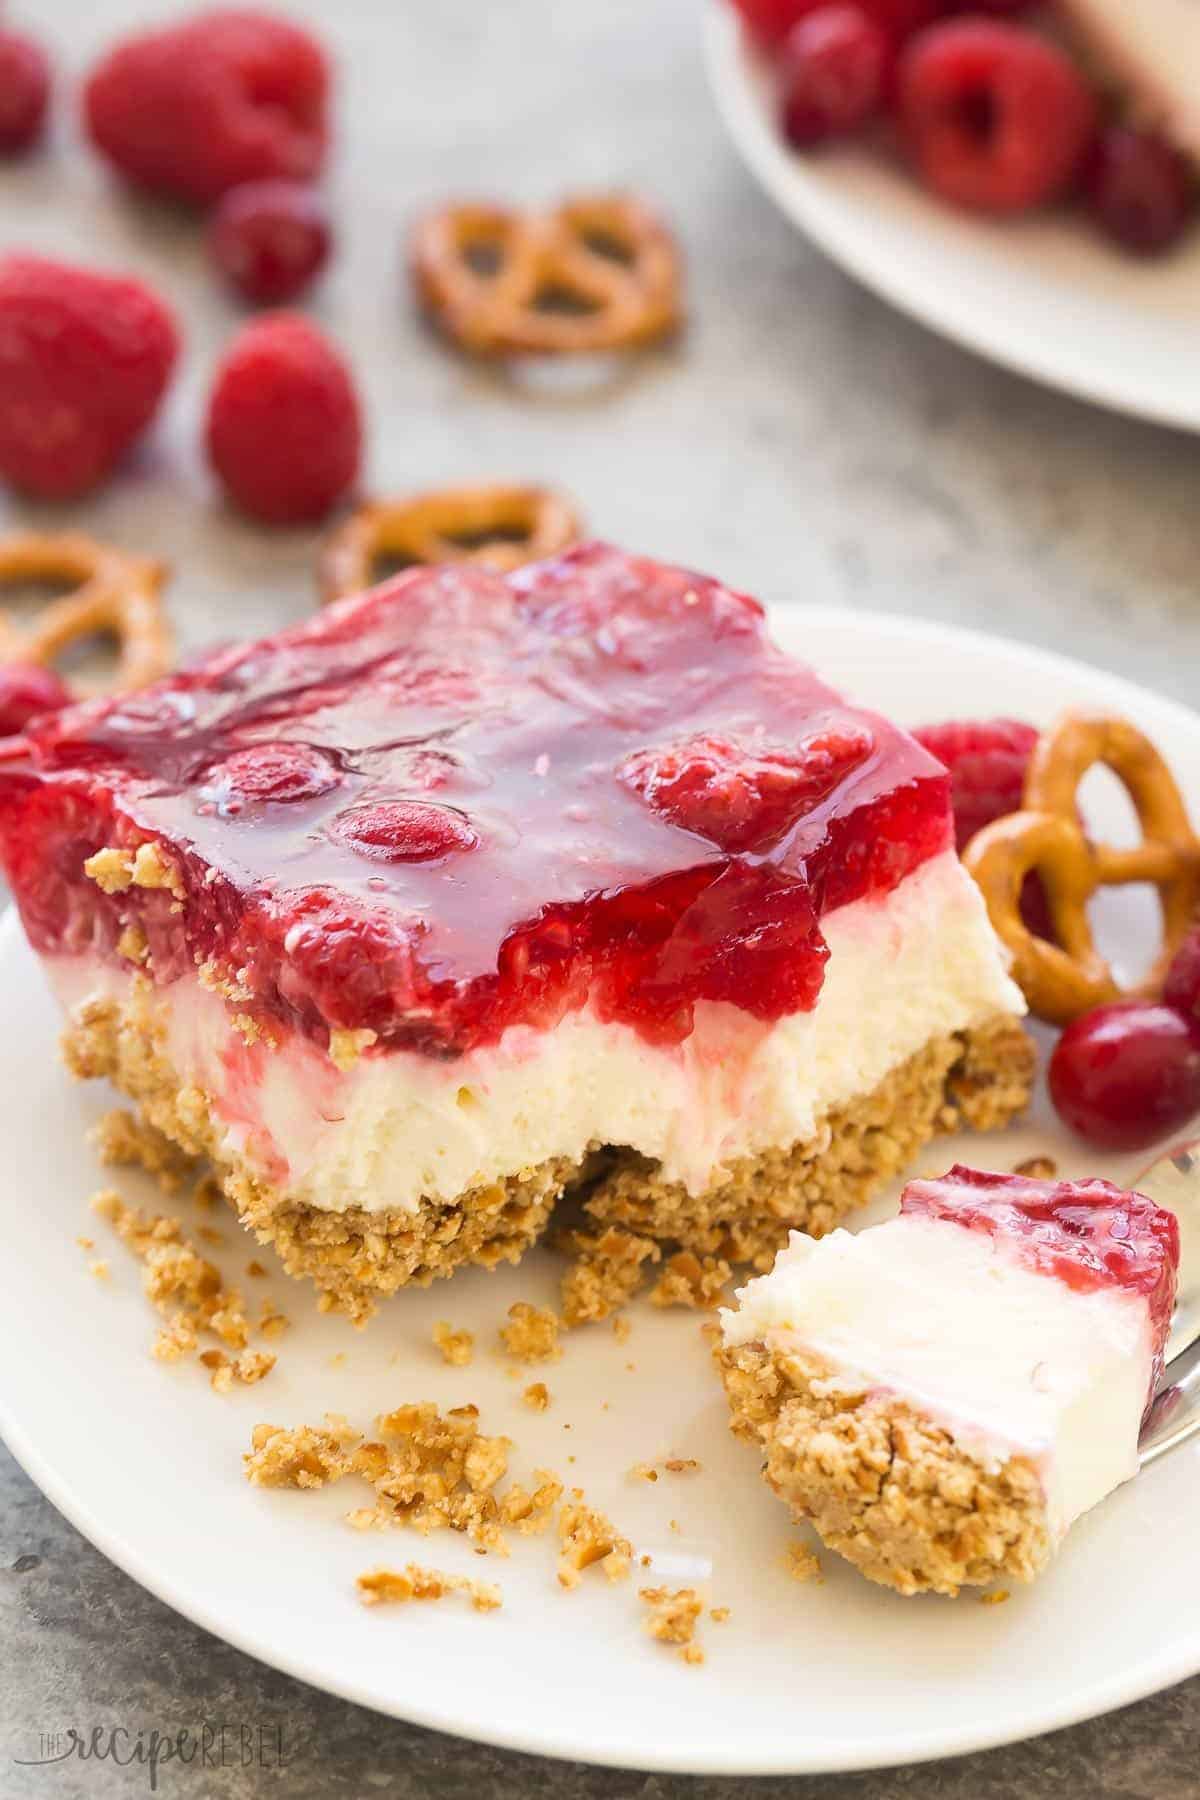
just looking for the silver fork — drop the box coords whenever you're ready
[1136,1143,1200,1467]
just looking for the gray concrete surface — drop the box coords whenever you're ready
[1,0,1198,1792]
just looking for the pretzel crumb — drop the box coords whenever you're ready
[980,1589,1011,1606]
[785,1542,822,1584]
[522,1382,550,1411]
[558,1225,660,1326]
[612,1315,632,1344]
[710,1606,730,1623]
[90,1107,194,1193]
[89,1259,110,1280]
[433,1321,475,1367]
[1013,1156,1057,1179]
[116,923,150,966]
[328,1027,378,1071]
[648,1250,731,1311]
[499,1301,562,1363]
[557,1501,633,1589]
[76,1235,94,1251]
[83,846,134,893]
[356,1564,501,1612]
[639,1586,704,1662]
[246,1260,267,1279]
[630,1463,658,1483]
[90,1185,277,1384]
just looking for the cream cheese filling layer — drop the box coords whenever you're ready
[722,1214,1151,1539]
[50,848,1023,1218]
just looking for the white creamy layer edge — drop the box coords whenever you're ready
[50,848,1023,1219]
[722,1214,1150,1539]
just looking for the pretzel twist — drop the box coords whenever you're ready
[964,712,1200,1024]
[412,194,682,356]
[0,532,171,696]
[319,483,581,603]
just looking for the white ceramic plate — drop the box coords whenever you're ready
[704,3,1200,434]
[2,609,1199,1777]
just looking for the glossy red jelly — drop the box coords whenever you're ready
[903,1164,1180,1394]
[0,544,951,1055]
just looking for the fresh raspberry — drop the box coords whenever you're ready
[0,28,51,154]
[205,313,361,525]
[911,717,1035,851]
[1084,127,1195,256]
[732,0,942,49]
[913,716,1055,937]
[779,7,890,148]
[898,20,1097,213]
[208,179,331,305]
[1164,926,1200,1026]
[0,255,179,501]
[84,9,329,208]
[0,663,70,736]
[335,801,479,863]
[621,724,874,853]
[202,742,340,811]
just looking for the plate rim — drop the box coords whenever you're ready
[703,0,1200,438]
[3,602,1200,1776]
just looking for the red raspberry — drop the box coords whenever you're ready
[84,9,329,208]
[621,724,874,853]
[335,801,479,863]
[779,7,890,147]
[911,717,1036,851]
[0,28,51,154]
[1084,127,1195,257]
[898,20,1097,213]
[203,742,340,810]
[732,0,942,49]
[0,255,179,500]
[205,313,361,525]
[0,663,70,736]
[913,716,1054,938]
[208,179,332,304]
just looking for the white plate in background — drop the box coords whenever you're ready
[704,2,1200,434]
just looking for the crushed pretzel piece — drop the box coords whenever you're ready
[785,1542,822,1584]
[558,1225,660,1327]
[356,1564,501,1612]
[90,1108,195,1193]
[499,1301,562,1363]
[648,1250,731,1311]
[640,1585,704,1661]
[1013,1156,1057,1179]
[433,1320,475,1367]
[245,1419,360,1489]
[521,1382,550,1411]
[557,1501,632,1589]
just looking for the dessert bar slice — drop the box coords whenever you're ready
[0,544,1031,1318]
[719,1165,1179,1595]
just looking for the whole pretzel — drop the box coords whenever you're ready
[319,483,582,603]
[412,194,682,356]
[0,532,171,696]
[964,712,1200,1024]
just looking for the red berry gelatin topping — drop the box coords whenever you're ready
[0,663,70,738]
[903,1162,1180,1393]
[0,545,952,1055]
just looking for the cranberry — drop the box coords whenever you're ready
[622,725,874,851]
[0,29,50,154]
[0,663,70,736]
[208,180,332,305]
[779,6,890,147]
[1049,999,1200,1152]
[1163,926,1200,1025]
[335,801,479,863]
[898,20,1098,213]
[1084,127,1195,257]
[730,0,833,49]
[204,741,340,809]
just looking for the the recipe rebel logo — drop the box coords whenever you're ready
[12,1721,293,1790]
